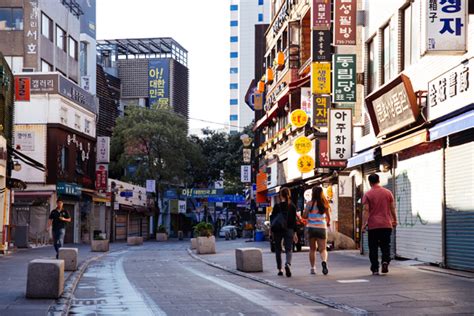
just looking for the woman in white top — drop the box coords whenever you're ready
[303,186,331,275]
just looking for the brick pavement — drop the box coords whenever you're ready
[194,239,474,315]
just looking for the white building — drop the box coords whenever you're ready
[229,0,270,133]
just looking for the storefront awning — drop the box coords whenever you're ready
[429,110,474,141]
[381,129,428,156]
[346,148,377,168]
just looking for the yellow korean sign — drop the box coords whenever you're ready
[297,155,315,173]
[290,109,308,128]
[294,136,312,155]
[312,62,331,94]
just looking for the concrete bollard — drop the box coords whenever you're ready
[235,248,263,272]
[26,259,64,299]
[127,236,144,246]
[58,247,78,271]
[191,238,197,249]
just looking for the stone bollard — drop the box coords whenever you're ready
[127,236,144,246]
[235,248,263,272]
[190,238,197,249]
[58,247,78,271]
[26,259,64,299]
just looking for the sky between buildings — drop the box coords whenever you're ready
[97,0,230,134]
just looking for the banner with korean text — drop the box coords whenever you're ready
[328,108,352,161]
[148,59,170,108]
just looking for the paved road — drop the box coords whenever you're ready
[70,242,340,316]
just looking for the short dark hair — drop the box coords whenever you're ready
[368,174,380,185]
[57,197,63,203]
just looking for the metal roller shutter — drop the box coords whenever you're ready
[129,214,141,237]
[445,137,474,271]
[141,216,149,239]
[115,214,127,241]
[395,150,443,264]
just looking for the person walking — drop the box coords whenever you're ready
[362,174,398,275]
[47,198,71,259]
[270,187,298,277]
[303,186,331,275]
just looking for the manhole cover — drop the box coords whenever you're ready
[386,300,454,308]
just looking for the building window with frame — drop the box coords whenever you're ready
[60,107,68,124]
[84,119,91,134]
[230,52,238,58]
[68,36,78,60]
[60,146,69,172]
[230,83,238,89]
[41,12,53,40]
[0,7,23,30]
[382,21,397,84]
[56,25,66,51]
[74,114,81,130]
[402,3,420,70]
[367,37,378,94]
[258,13,264,22]
[41,59,52,72]
[80,41,88,76]
[230,20,238,27]
[230,67,238,74]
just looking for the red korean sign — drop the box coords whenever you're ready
[313,0,331,30]
[317,139,346,168]
[334,0,356,45]
[15,77,31,102]
[95,164,108,191]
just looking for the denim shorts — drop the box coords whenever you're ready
[307,227,327,240]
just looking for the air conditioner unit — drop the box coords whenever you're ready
[22,68,35,72]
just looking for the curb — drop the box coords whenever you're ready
[187,248,369,316]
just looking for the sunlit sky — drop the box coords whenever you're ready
[97,0,230,134]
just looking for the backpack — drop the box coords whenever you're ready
[270,203,288,232]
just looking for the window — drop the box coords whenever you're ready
[0,8,23,30]
[41,59,52,72]
[80,41,88,76]
[230,4,238,11]
[382,21,397,84]
[56,25,66,51]
[258,13,264,22]
[68,36,78,60]
[402,3,420,69]
[258,0,264,5]
[60,107,68,124]
[230,20,238,27]
[84,119,91,134]
[60,146,69,171]
[75,114,81,129]
[41,12,52,40]
[230,36,238,42]
[230,99,238,105]
[367,38,378,94]
[230,114,238,121]
[230,83,238,89]
[4,56,24,73]
[230,67,238,74]
[230,52,238,58]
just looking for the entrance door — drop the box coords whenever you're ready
[63,204,75,244]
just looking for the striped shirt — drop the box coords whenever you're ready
[305,202,327,228]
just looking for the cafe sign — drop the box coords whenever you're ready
[290,109,308,128]
[365,75,419,137]
[294,136,312,155]
[428,58,473,121]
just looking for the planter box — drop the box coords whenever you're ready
[191,238,197,249]
[127,236,143,246]
[91,240,109,252]
[196,236,216,254]
[156,233,168,241]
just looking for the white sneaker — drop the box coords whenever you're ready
[310,267,316,275]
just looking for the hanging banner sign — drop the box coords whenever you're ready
[254,92,263,110]
[297,155,315,173]
[96,136,110,163]
[294,136,312,155]
[426,0,467,52]
[313,95,330,127]
[243,148,251,163]
[148,59,170,108]
[312,30,332,62]
[241,165,251,183]
[290,109,308,128]
[313,0,331,29]
[301,87,312,118]
[312,62,331,94]
[15,77,31,102]
[317,139,347,168]
[95,164,108,192]
[334,54,356,102]
[328,108,353,160]
[334,0,356,45]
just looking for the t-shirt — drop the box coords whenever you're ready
[271,202,297,230]
[362,185,394,229]
[49,209,70,231]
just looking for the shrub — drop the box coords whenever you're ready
[157,225,167,234]
[194,222,214,237]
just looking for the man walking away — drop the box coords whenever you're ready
[48,198,71,259]
[362,174,397,275]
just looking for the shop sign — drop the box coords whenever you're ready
[317,139,347,168]
[365,74,419,137]
[333,54,356,102]
[313,0,331,29]
[329,108,352,160]
[290,109,308,128]
[254,92,263,110]
[208,195,245,203]
[312,62,331,94]
[15,77,30,102]
[428,58,473,121]
[312,30,332,62]
[256,170,268,192]
[181,188,223,198]
[95,164,108,191]
[57,182,82,197]
[15,131,35,151]
[243,148,251,163]
[24,0,38,57]
[146,179,156,193]
[294,136,312,155]
[30,74,57,94]
[426,0,466,52]
[297,155,315,173]
[334,0,356,45]
[96,136,110,163]
[178,200,186,214]
[267,162,278,188]
[272,0,290,36]
[164,189,178,199]
[301,87,312,119]
[241,165,251,183]
[148,59,170,108]
[59,76,96,113]
[313,95,330,127]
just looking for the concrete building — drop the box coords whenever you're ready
[229,0,270,133]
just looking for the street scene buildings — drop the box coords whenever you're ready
[0,0,473,315]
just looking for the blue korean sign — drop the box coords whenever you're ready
[119,191,133,198]
[180,188,224,198]
[77,0,96,39]
[164,189,178,199]
[427,0,466,52]
[207,195,245,203]
[57,182,82,197]
[148,59,170,108]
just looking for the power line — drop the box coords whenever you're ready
[187,116,249,129]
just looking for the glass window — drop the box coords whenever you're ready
[41,59,52,72]
[230,114,238,121]
[230,83,238,89]
[84,119,91,133]
[75,114,81,129]
[230,4,238,11]
[68,37,78,60]
[0,8,23,30]
[60,107,68,124]
[258,13,264,22]
[56,25,66,51]
[41,12,52,40]
[403,3,420,69]
[230,99,238,105]
[258,0,264,5]
[230,52,238,58]
[383,25,390,84]
[60,146,69,171]
[80,41,88,76]
[230,36,238,42]
[230,67,238,74]
[230,20,238,27]
[367,38,378,94]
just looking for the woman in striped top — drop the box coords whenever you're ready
[303,186,331,275]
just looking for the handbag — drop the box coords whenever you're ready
[271,203,288,232]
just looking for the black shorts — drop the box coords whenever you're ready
[307,227,327,240]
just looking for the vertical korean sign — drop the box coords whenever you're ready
[334,0,356,46]
[95,164,108,192]
[300,87,312,119]
[148,59,170,108]
[241,165,251,183]
[313,95,330,127]
[426,0,466,52]
[334,54,356,102]
[312,63,331,94]
[329,109,352,160]
[15,77,31,102]
[312,30,332,62]
[96,136,110,163]
[24,0,39,69]
[313,0,331,30]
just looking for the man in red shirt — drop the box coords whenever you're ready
[362,174,397,275]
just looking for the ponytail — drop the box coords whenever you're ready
[280,187,291,207]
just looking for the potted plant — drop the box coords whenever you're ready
[193,222,215,254]
[91,234,109,252]
[156,225,168,241]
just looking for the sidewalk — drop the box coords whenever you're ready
[194,239,474,315]
[0,242,125,316]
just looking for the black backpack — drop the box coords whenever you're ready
[270,203,288,232]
